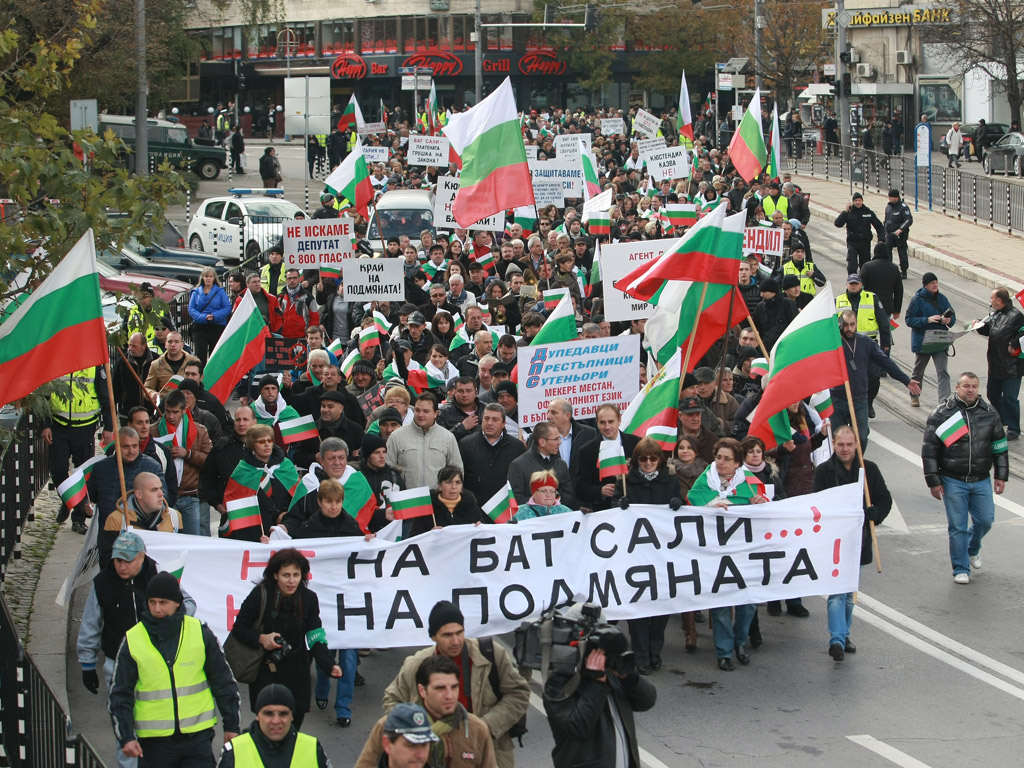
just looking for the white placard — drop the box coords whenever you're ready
[743,227,784,257]
[915,123,931,168]
[407,134,450,166]
[600,237,677,321]
[601,117,625,136]
[282,217,355,270]
[646,146,691,182]
[732,105,744,121]
[582,188,613,222]
[524,144,538,162]
[637,136,667,160]
[517,335,641,427]
[342,257,405,302]
[358,122,386,135]
[433,175,504,230]
[532,179,565,208]
[361,145,389,164]
[633,108,661,139]
[529,158,583,197]
[553,133,592,163]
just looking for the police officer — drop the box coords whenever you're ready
[126,283,171,351]
[779,244,825,297]
[833,193,885,274]
[218,684,331,768]
[43,366,115,533]
[884,188,914,278]
[836,273,892,418]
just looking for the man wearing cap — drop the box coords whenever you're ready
[259,246,286,297]
[78,532,197,768]
[459,402,525,504]
[906,273,956,406]
[383,601,528,768]
[834,193,885,274]
[109,572,240,766]
[144,330,200,400]
[860,243,904,329]
[678,396,717,463]
[360,431,405,528]
[312,192,340,219]
[761,182,788,220]
[295,363,366,429]
[362,656,497,768]
[400,311,436,366]
[218,684,330,767]
[251,375,301,445]
[360,703,439,768]
[751,277,799,352]
[294,390,364,468]
[836,273,893,418]
[126,282,173,351]
[177,378,222,444]
[883,189,914,278]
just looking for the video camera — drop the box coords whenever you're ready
[513,603,634,678]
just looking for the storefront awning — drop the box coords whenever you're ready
[253,65,331,76]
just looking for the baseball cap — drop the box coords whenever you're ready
[846,273,863,284]
[111,531,145,561]
[408,311,426,326]
[385,704,439,744]
[679,396,703,414]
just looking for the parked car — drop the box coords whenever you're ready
[98,115,228,180]
[96,258,194,300]
[125,238,227,276]
[107,212,186,249]
[186,190,307,265]
[97,245,204,285]
[367,189,435,255]
[940,122,1009,160]
[983,132,1024,177]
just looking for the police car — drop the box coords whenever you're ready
[186,189,307,265]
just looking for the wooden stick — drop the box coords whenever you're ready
[373,207,390,258]
[747,321,773,361]
[114,345,162,414]
[103,362,128,503]
[713,288,737,416]
[678,283,709,400]
[843,379,880,572]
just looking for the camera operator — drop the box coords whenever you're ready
[542,604,656,768]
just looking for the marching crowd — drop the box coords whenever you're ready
[41,100,1015,768]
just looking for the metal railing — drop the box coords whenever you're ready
[0,413,50,580]
[787,142,1024,237]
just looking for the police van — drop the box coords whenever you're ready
[98,115,228,180]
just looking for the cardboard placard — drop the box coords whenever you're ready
[359,122,386,135]
[601,118,625,136]
[264,338,308,372]
[407,135,450,166]
[646,146,691,182]
[637,136,667,159]
[532,179,565,208]
[743,227,784,257]
[582,188,613,222]
[524,144,539,162]
[432,176,504,231]
[600,237,677,321]
[362,146,389,164]
[342,257,405,302]
[553,133,592,163]
[358,384,386,417]
[529,158,583,197]
[282,217,355,271]
[633,108,662,139]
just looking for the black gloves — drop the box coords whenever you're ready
[865,506,881,524]
[618,497,630,510]
[82,668,100,694]
[669,497,683,511]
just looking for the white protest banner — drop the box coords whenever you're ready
[532,179,565,208]
[600,238,676,321]
[637,136,667,160]
[524,144,539,162]
[553,133,592,163]
[517,335,641,427]
[633,108,661,139]
[407,134,450,166]
[359,122,387,135]
[601,117,625,136]
[136,481,865,648]
[743,226,784,256]
[282,217,355,270]
[342,257,404,302]
[433,176,503,230]
[362,145,389,164]
[529,159,583,197]
[646,146,691,182]
[582,188,613,223]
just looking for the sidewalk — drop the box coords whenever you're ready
[793,173,1024,293]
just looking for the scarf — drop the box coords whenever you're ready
[253,392,299,426]
[153,410,197,483]
[688,463,759,507]
[430,712,457,766]
[745,460,766,474]
[438,494,461,515]
[639,468,659,481]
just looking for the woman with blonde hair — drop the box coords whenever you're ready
[514,470,573,521]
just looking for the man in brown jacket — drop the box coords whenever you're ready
[101,472,182,561]
[382,602,530,768]
[154,390,212,536]
[144,330,200,400]
[358,656,496,768]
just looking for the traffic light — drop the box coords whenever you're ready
[238,74,246,91]
[842,72,852,97]
[584,4,598,32]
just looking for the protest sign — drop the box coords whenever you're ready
[282,217,355,271]
[553,133,592,163]
[359,121,386,135]
[743,226,784,257]
[517,335,640,427]
[637,136,667,160]
[600,238,677,321]
[601,117,625,136]
[264,337,308,372]
[532,179,565,208]
[407,134,450,166]
[433,176,504,230]
[633,108,662,139]
[582,188,613,222]
[529,159,583,197]
[137,481,865,648]
[646,146,691,182]
[362,146,389,164]
[343,257,405,302]
[524,144,539,162]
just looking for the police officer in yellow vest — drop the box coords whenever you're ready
[217,684,331,768]
[836,273,893,418]
[43,366,114,533]
[780,244,826,297]
[127,283,173,352]
[761,182,789,220]
[109,572,240,768]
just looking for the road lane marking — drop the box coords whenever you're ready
[846,735,934,767]
[883,499,909,533]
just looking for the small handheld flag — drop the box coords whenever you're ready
[482,482,518,524]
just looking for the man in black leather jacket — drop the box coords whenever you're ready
[975,287,1024,439]
[922,372,1009,584]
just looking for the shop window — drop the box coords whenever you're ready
[322,21,355,55]
[362,19,395,55]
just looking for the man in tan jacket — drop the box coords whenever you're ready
[144,330,200,400]
[382,601,530,768]
[101,472,182,561]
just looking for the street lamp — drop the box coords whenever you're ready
[135,0,148,175]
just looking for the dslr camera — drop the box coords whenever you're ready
[514,603,634,678]
[267,636,293,672]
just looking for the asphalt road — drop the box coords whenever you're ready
[77,156,1024,767]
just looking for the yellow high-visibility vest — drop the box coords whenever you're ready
[836,289,880,337]
[783,259,818,296]
[227,732,319,767]
[50,368,100,426]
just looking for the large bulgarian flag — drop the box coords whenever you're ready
[324,145,374,218]
[677,71,694,148]
[205,291,270,404]
[622,346,682,450]
[530,291,578,346]
[617,206,745,301]
[337,93,364,133]
[747,286,848,439]
[766,102,782,181]
[644,279,750,369]
[663,203,698,230]
[0,230,109,407]
[443,77,535,227]
[580,139,601,200]
[727,88,768,182]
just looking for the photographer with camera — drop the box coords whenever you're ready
[539,603,656,768]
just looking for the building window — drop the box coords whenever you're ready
[919,80,961,123]
[251,24,278,59]
[362,19,398,55]
[322,21,355,55]
[210,27,242,60]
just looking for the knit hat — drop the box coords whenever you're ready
[852,192,863,200]
[145,572,182,604]
[362,431,386,458]
[428,601,465,637]
[922,272,938,286]
[759,277,779,294]
[258,374,279,391]
[177,378,202,396]
[351,358,376,375]
[378,407,404,425]
[495,380,517,399]
[781,274,801,290]
[255,683,296,714]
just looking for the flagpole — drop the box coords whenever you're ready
[713,288,737,414]
[103,362,128,505]
[678,283,709,400]
[373,207,390,258]
[114,345,162,414]
[842,379,880,573]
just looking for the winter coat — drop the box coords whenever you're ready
[667,457,708,498]
[976,304,1024,379]
[834,205,885,243]
[883,199,913,234]
[922,394,1009,486]
[905,287,955,354]
[406,489,486,537]
[751,294,799,351]
[188,284,231,326]
[860,258,904,316]
[623,465,679,505]
[813,454,891,566]
[459,431,527,504]
[507,447,576,509]
[222,447,292,542]
[386,421,463,489]
[87,452,167,524]
[198,428,246,507]
[571,433,641,511]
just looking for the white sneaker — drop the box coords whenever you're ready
[970,555,982,570]
[954,573,970,585]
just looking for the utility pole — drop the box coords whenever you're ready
[474,0,483,104]
[836,0,850,157]
[753,0,764,92]
[134,0,148,175]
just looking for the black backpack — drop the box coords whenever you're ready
[478,637,528,746]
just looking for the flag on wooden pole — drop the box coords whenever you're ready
[727,88,768,182]
[205,291,270,404]
[598,442,628,480]
[390,487,434,520]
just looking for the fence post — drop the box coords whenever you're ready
[16,652,28,764]
[989,179,995,229]
[239,216,246,268]
[1008,181,1013,235]
[185,187,192,223]
[64,720,75,768]
[972,175,977,225]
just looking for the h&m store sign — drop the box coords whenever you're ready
[331,50,567,80]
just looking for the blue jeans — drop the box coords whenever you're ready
[941,476,995,575]
[315,649,358,718]
[986,376,1021,435]
[176,495,201,536]
[199,501,211,537]
[832,396,870,450]
[827,592,855,647]
[711,604,756,659]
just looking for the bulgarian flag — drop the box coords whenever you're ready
[452,313,465,334]
[622,346,682,450]
[766,102,782,181]
[359,325,380,353]
[327,336,346,357]
[644,280,750,369]
[341,466,377,533]
[442,77,535,227]
[226,496,262,534]
[390,486,434,520]
[0,230,109,408]
[748,406,794,450]
[598,441,628,480]
[321,264,342,280]
[373,311,392,337]
[337,93,363,133]
[748,287,848,440]
[476,248,496,274]
[482,482,518,524]
[581,139,601,200]
[663,204,698,230]
[688,466,765,506]
[279,414,319,445]
[56,454,105,509]
[422,260,447,280]
[617,206,745,301]
[324,145,374,218]
[514,206,537,236]
[543,287,569,311]
[205,291,270,404]
[288,471,320,511]
[809,390,834,419]
[407,362,448,394]
[449,329,471,353]
[587,211,611,237]
[163,374,184,392]
[154,410,199,483]
[426,81,440,136]
[160,552,188,581]
[586,246,602,298]
[937,411,969,447]
[530,291,578,346]
[749,357,769,377]
[224,461,270,502]
[340,348,360,378]
[727,88,768,182]
[677,71,694,148]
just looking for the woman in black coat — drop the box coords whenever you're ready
[229,548,341,728]
[407,466,487,537]
[224,425,292,543]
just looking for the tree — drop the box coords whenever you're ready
[530,0,619,93]
[753,0,831,112]
[922,0,1024,128]
[629,7,732,98]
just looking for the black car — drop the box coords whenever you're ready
[941,122,1009,160]
[97,245,204,285]
[125,237,228,276]
[983,132,1024,177]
